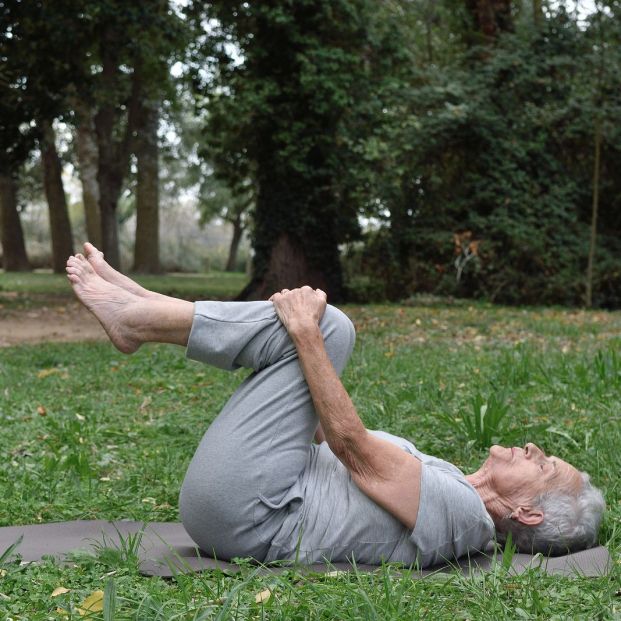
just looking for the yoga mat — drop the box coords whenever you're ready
[0,521,611,578]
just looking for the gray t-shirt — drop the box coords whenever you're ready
[265,430,495,567]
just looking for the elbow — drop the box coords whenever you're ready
[330,432,377,479]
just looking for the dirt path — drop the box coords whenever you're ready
[0,300,107,347]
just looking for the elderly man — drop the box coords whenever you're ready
[66,245,605,567]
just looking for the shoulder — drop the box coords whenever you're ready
[410,462,495,567]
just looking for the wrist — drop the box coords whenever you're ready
[288,318,321,343]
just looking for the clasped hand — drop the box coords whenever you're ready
[269,286,327,335]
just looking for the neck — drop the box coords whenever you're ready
[466,471,512,525]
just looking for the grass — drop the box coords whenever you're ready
[0,270,248,310]
[0,289,620,619]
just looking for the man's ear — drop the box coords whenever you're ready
[512,506,544,526]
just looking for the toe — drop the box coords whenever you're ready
[84,242,103,258]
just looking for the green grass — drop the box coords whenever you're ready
[0,270,248,309]
[0,296,620,619]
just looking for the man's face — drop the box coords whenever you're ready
[484,443,582,508]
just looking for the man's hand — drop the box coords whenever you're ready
[269,286,327,336]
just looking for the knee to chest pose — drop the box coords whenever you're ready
[66,245,605,567]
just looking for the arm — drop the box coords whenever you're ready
[270,287,422,529]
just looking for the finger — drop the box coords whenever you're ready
[316,288,327,299]
[280,288,290,295]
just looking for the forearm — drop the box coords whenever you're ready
[291,322,369,471]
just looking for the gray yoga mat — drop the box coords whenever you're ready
[0,521,611,578]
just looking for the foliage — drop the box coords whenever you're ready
[345,5,621,306]
[440,392,511,449]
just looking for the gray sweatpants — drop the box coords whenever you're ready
[179,301,356,561]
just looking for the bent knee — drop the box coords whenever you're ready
[321,305,356,371]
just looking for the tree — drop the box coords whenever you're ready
[0,0,89,270]
[73,99,102,247]
[0,173,31,272]
[0,89,33,271]
[39,120,74,272]
[92,18,141,269]
[189,0,413,300]
[89,1,185,270]
[346,3,621,307]
[133,95,161,273]
[198,174,253,272]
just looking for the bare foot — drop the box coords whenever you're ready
[66,254,142,354]
[83,242,157,299]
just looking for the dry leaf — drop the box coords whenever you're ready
[0,569,7,578]
[324,570,345,577]
[255,589,271,604]
[37,405,47,417]
[51,586,70,597]
[37,368,69,380]
[139,397,152,411]
[78,590,104,615]
[75,413,85,421]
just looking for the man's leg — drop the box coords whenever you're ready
[67,253,356,560]
[179,301,356,561]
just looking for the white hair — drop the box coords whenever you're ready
[498,472,606,555]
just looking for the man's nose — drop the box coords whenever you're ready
[524,442,544,458]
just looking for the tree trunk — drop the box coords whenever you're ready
[237,232,338,301]
[40,120,74,272]
[0,173,31,271]
[238,170,344,301]
[74,103,102,247]
[533,0,543,27]
[225,214,244,272]
[585,116,602,308]
[425,0,434,63]
[93,28,139,270]
[95,105,122,270]
[133,99,161,273]
[465,0,513,40]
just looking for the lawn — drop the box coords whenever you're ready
[0,280,619,619]
[0,270,249,310]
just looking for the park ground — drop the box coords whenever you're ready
[0,271,619,619]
